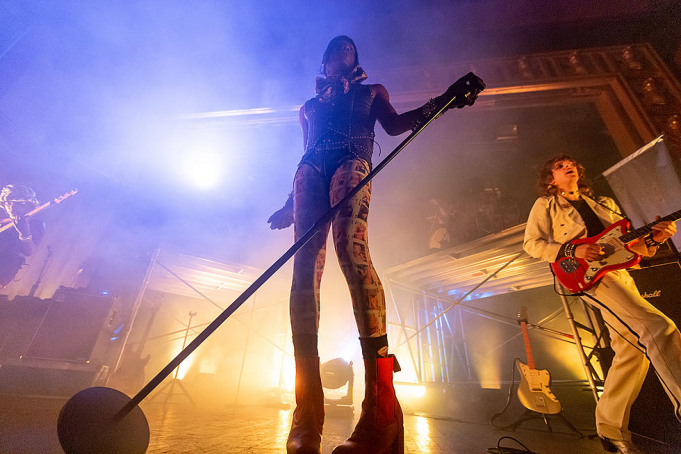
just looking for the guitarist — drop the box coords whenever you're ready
[0,185,45,287]
[524,155,680,454]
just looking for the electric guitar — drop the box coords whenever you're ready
[551,209,681,293]
[0,190,78,234]
[516,307,562,415]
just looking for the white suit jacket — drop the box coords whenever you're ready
[523,195,653,263]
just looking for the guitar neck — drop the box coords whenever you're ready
[0,201,52,234]
[0,190,77,235]
[619,209,681,243]
[520,321,535,370]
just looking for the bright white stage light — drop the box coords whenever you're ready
[395,383,426,399]
[183,151,223,189]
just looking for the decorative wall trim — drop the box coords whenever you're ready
[186,44,681,158]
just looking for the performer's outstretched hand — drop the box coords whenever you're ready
[443,72,486,109]
[268,205,294,230]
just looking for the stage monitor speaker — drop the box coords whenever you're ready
[22,288,119,364]
[628,262,681,445]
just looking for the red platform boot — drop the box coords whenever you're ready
[333,354,403,454]
[287,356,325,454]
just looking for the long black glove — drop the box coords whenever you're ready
[411,72,486,130]
[439,72,486,110]
[267,192,294,230]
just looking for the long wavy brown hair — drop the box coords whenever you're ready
[537,155,593,197]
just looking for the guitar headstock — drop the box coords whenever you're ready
[54,189,78,204]
[517,306,528,325]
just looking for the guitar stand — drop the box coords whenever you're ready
[506,409,583,438]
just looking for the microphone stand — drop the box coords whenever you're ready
[28,245,53,298]
[115,88,474,420]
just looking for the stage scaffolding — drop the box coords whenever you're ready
[113,248,292,404]
[384,224,606,403]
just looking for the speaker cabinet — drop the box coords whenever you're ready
[0,296,50,361]
[23,288,119,363]
[0,288,120,396]
[0,359,109,397]
[628,262,681,445]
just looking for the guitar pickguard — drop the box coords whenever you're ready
[516,361,562,415]
[582,226,637,284]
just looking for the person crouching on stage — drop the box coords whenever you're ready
[0,185,45,288]
[268,35,485,454]
[523,155,680,454]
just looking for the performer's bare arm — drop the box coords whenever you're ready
[373,72,486,136]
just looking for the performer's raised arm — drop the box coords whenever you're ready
[372,72,485,136]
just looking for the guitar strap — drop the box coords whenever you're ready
[585,195,627,220]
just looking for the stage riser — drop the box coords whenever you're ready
[0,364,107,397]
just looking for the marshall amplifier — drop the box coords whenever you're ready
[628,261,681,445]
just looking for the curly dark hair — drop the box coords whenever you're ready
[537,155,593,197]
[320,35,359,76]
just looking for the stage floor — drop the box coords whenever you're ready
[2,394,678,454]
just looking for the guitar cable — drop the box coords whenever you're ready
[488,359,538,453]
[486,437,536,454]
[550,272,647,356]
[578,292,647,356]
[490,358,520,430]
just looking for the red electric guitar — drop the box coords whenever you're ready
[551,210,681,293]
[516,307,562,415]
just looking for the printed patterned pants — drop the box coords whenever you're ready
[290,158,386,339]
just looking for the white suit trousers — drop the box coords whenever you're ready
[585,270,681,441]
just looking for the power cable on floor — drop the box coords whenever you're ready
[487,363,537,453]
[486,435,537,453]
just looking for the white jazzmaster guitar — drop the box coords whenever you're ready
[515,307,562,415]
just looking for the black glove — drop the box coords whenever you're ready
[439,72,486,110]
[267,193,294,230]
[410,72,486,131]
